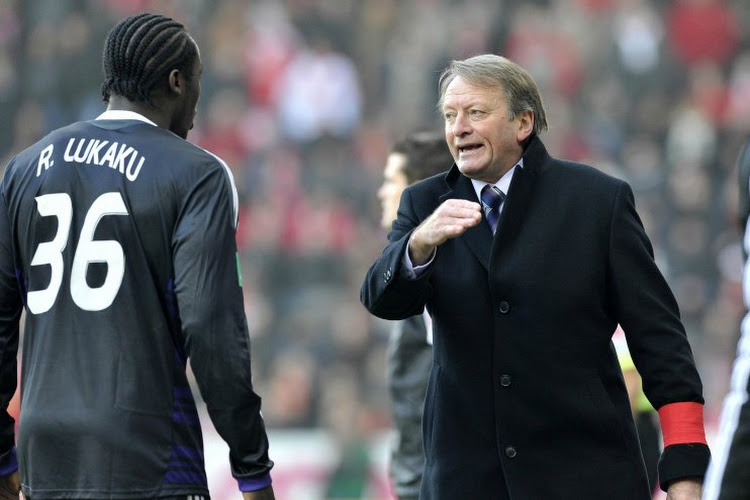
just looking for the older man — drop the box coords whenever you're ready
[361,54,709,500]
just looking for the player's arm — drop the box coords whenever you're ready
[243,486,275,500]
[0,470,19,499]
[0,187,22,491]
[172,160,273,492]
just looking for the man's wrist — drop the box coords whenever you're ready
[408,233,434,266]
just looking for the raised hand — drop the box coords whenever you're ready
[408,199,482,265]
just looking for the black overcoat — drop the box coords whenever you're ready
[361,136,709,499]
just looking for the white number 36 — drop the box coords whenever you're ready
[27,192,128,314]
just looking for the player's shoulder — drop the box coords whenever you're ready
[11,121,86,161]
[143,127,231,176]
[108,122,223,168]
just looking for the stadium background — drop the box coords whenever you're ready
[2,0,750,498]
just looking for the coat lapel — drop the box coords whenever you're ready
[438,136,548,271]
[492,136,546,256]
[440,167,493,271]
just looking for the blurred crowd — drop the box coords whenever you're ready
[2,0,750,496]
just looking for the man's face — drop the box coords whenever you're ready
[172,38,202,139]
[377,152,409,230]
[442,76,532,183]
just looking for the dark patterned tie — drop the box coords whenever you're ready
[480,184,506,233]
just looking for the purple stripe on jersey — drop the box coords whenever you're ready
[15,270,25,293]
[165,278,179,320]
[172,411,201,426]
[172,348,186,366]
[174,399,198,409]
[173,387,194,400]
[163,468,208,486]
[237,472,272,492]
[0,446,18,475]
[164,445,207,487]
[171,445,204,460]
[168,458,202,469]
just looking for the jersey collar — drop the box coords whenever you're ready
[96,110,158,127]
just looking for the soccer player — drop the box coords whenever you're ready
[0,13,274,500]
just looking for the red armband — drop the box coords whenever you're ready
[657,401,707,447]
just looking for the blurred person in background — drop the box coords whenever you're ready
[0,12,274,500]
[361,54,709,500]
[703,139,750,500]
[612,325,661,496]
[377,131,454,500]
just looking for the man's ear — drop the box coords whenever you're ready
[167,68,183,97]
[516,110,534,143]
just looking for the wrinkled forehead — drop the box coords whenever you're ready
[441,77,506,110]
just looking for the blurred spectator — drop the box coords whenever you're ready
[666,0,739,67]
[276,35,362,144]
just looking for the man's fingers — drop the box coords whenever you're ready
[413,198,485,248]
[434,201,482,221]
[443,199,482,210]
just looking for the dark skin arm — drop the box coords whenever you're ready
[243,486,275,500]
[0,471,19,499]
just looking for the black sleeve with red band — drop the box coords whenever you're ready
[657,443,710,492]
[656,402,710,491]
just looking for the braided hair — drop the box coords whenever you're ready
[101,13,198,105]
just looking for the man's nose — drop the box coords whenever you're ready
[451,113,471,137]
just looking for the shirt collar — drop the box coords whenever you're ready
[470,158,524,201]
[96,109,158,126]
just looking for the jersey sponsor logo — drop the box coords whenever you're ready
[36,138,146,181]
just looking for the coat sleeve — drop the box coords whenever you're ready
[606,181,709,489]
[360,187,433,320]
[172,161,273,486]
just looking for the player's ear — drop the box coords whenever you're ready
[167,69,183,97]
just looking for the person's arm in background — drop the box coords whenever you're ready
[0,181,23,500]
[622,369,641,419]
[173,160,274,496]
[612,326,642,419]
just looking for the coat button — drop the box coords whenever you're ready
[383,268,392,282]
[505,446,517,458]
[498,301,510,314]
[500,374,511,387]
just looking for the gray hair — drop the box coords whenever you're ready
[437,54,548,136]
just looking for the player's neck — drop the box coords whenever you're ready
[106,95,170,131]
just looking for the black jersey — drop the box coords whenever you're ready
[703,140,750,498]
[0,111,272,498]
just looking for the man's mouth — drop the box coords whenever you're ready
[458,144,482,153]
